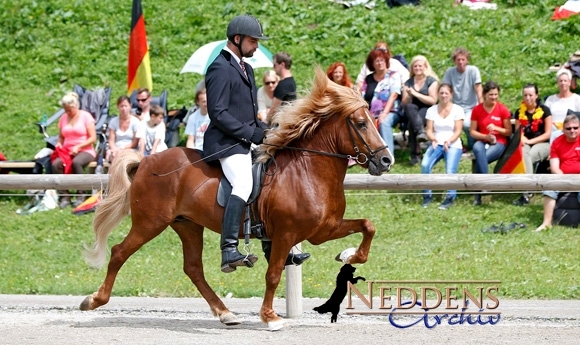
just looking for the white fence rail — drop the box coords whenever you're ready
[1,174,580,191]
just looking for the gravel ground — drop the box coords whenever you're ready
[1,295,579,345]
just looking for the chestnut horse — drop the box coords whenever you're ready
[81,68,394,330]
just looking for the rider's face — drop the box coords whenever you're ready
[239,36,258,58]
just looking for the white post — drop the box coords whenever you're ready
[285,243,303,318]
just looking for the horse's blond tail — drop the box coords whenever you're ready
[83,151,142,269]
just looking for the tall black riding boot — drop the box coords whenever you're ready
[220,195,258,273]
[261,241,311,266]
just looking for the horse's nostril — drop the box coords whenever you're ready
[381,156,391,167]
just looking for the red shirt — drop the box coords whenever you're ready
[471,102,511,146]
[550,134,580,174]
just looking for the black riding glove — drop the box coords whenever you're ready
[250,127,265,145]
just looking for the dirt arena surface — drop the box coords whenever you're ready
[1,295,579,345]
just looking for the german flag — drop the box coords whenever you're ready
[494,126,526,174]
[127,0,152,94]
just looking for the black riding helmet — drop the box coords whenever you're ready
[226,15,268,57]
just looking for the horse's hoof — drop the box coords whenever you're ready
[268,319,284,331]
[335,247,357,264]
[79,296,92,311]
[220,311,242,326]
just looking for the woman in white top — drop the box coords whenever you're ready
[545,68,580,142]
[421,83,465,210]
[257,70,279,124]
[107,95,141,162]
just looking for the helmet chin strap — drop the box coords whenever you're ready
[234,34,246,59]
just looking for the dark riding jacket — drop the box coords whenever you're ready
[203,50,266,161]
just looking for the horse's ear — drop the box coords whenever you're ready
[312,66,329,98]
[314,66,327,84]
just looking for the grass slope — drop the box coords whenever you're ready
[0,0,579,300]
[1,0,578,159]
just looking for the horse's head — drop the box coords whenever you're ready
[256,67,394,175]
[344,107,394,175]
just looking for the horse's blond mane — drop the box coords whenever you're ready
[256,67,368,162]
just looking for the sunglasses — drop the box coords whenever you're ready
[565,126,579,131]
[375,47,388,51]
[137,98,149,102]
[265,81,276,85]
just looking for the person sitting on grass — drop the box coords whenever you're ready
[138,105,168,157]
[402,55,439,166]
[420,83,464,210]
[512,84,552,206]
[470,81,512,206]
[545,69,580,142]
[535,114,580,232]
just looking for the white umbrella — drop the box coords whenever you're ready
[180,40,274,75]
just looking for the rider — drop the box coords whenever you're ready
[204,15,309,273]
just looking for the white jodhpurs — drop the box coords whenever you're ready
[219,152,253,202]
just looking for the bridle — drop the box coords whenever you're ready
[345,115,389,164]
[264,112,389,165]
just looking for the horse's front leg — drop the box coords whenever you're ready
[260,240,292,331]
[310,219,376,264]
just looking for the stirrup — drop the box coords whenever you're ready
[221,249,258,273]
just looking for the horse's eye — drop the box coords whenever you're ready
[357,121,367,129]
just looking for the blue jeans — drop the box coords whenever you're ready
[472,141,505,174]
[421,145,462,199]
[379,111,403,153]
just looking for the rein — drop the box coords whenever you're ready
[151,114,389,177]
[150,143,241,177]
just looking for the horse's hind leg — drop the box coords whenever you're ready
[310,219,376,264]
[80,223,167,311]
[171,222,240,326]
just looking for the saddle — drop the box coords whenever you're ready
[217,159,272,241]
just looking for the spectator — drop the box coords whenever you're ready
[421,83,464,210]
[138,105,168,157]
[442,47,483,151]
[269,51,296,123]
[545,69,580,142]
[356,41,409,91]
[134,87,152,123]
[470,81,512,206]
[185,89,210,151]
[512,84,552,206]
[107,95,141,163]
[257,70,279,123]
[326,61,354,89]
[182,79,206,125]
[402,55,439,165]
[535,114,580,232]
[361,47,402,153]
[52,92,97,208]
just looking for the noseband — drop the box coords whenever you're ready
[345,116,389,165]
